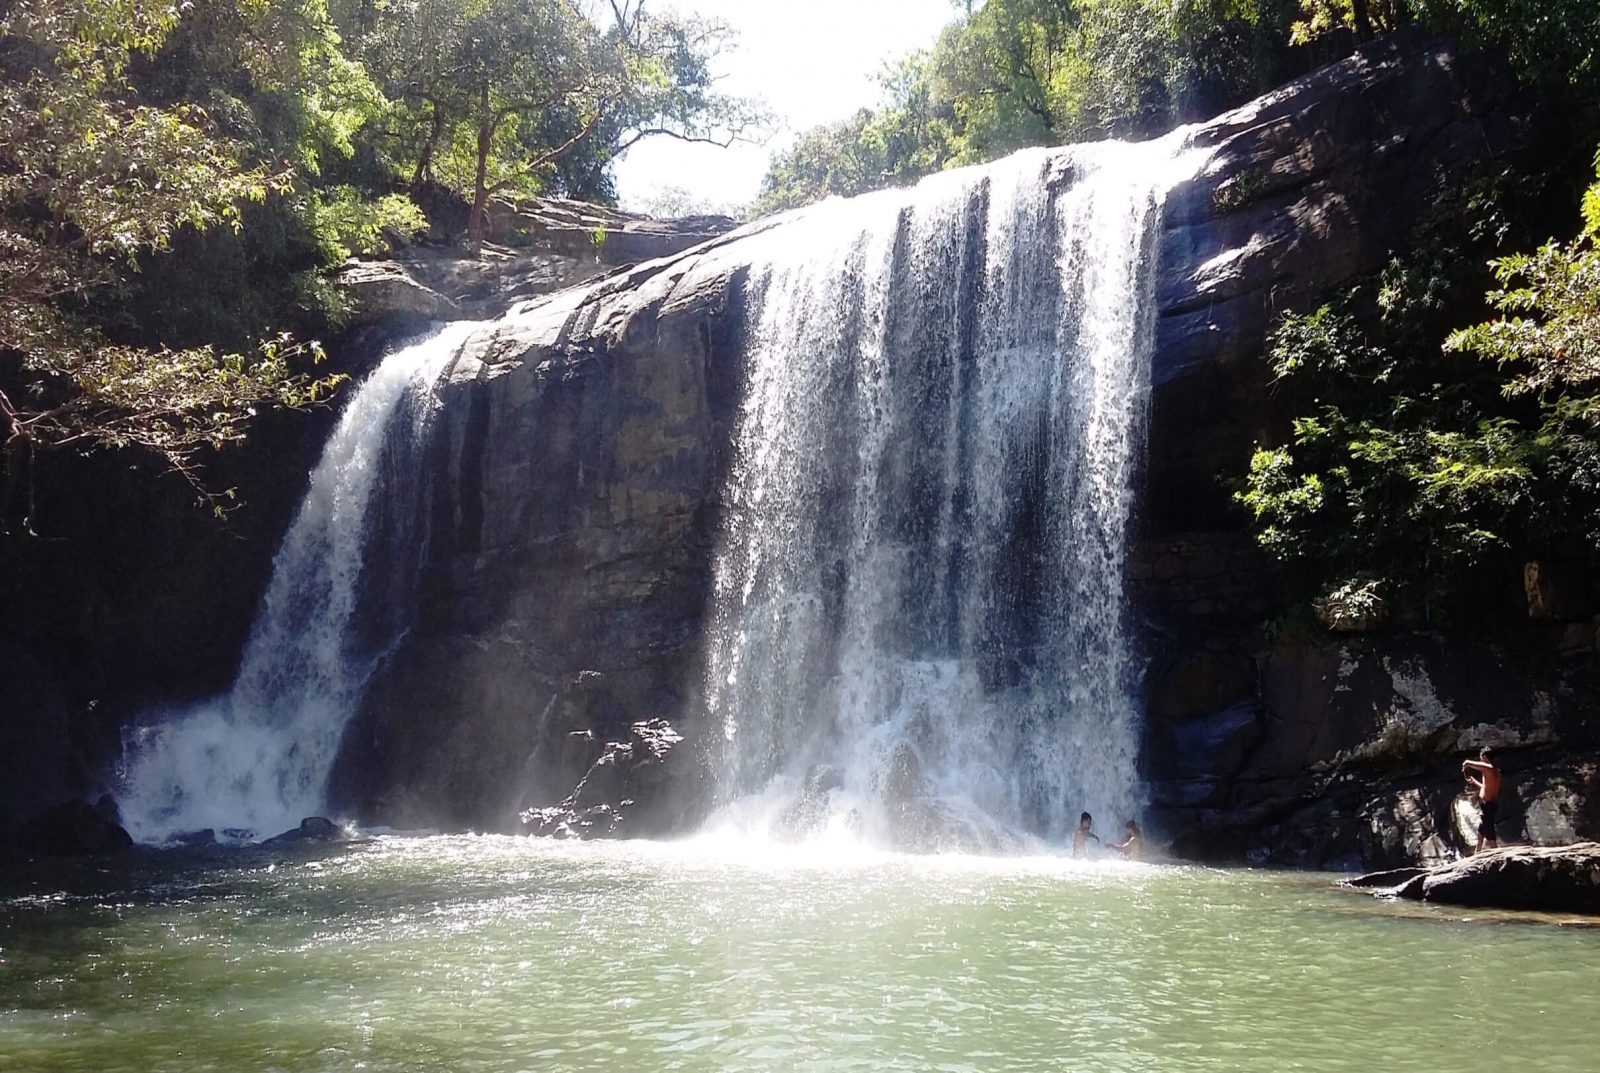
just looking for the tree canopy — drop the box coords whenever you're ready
[0,0,756,527]
[757,0,1600,216]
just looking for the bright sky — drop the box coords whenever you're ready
[610,0,959,214]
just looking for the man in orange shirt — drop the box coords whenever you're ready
[1461,747,1502,854]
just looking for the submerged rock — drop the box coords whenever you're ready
[1347,843,1600,914]
[264,816,350,845]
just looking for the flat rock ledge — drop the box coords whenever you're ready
[1344,843,1600,914]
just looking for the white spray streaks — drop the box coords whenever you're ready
[702,137,1203,850]
[118,322,475,842]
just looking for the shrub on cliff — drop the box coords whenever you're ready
[1237,156,1600,622]
[0,0,343,528]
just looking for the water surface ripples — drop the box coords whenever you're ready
[1,836,1595,1072]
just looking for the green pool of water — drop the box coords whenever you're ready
[2,836,1594,1072]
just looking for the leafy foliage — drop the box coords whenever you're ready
[0,0,758,525]
[0,0,341,524]
[304,187,429,262]
[759,0,1303,212]
[1446,150,1600,422]
[346,0,763,243]
[1236,162,1600,617]
[758,0,1600,216]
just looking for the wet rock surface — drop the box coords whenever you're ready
[519,719,698,839]
[1347,843,1600,914]
[1151,633,1600,869]
[263,816,351,845]
[16,797,133,857]
[333,35,1568,841]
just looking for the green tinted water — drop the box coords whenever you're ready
[1,836,1594,1072]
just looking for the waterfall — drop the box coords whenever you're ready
[701,136,1202,851]
[118,323,475,842]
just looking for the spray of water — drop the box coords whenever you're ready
[700,136,1204,850]
[118,323,475,842]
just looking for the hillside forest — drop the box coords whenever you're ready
[1,0,1598,627]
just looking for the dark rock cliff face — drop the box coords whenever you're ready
[1132,36,1600,866]
[329,249,755,830]
[333,34,1597,865]
[0,205,731,846]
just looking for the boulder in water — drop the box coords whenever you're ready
[174,828,217,846]
[19,798,134,856]
[520,719,688,839]
[264,816,349,845]
[1346,843,1600,914]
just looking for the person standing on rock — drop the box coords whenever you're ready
[1461,747,1502,854]
[1072,812,1100,859]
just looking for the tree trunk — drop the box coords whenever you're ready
[1,431,32,536]
[1352,0,1374,41]
[467,88,494,252]
[409,101,445,194]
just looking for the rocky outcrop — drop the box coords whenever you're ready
[519,718,699,839]
[332,34,1561,842]
[336,260,460,326]
[16,796,133,857]
[338,198,739,324]
[263,816,351,845]
[1154,34,1527,385]
[484,196,736,264]
[1150,633,1600,869]
[1347,843,1600,914]
[1145,33,1533,534]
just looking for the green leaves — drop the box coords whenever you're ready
[0,0,342,521]
[1237,161,1600,617]
[1446,154,1600,423]
[759,0,1294,214]
[303,187,428,263]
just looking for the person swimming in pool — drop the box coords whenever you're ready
[1072,812,1100,859]
[1107,820,1144,861]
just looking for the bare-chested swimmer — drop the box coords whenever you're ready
[1461,747,1502,854]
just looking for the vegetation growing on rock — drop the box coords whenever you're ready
[0,0,754,521]
[1237,155,1600,623]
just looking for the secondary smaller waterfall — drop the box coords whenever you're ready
[118,323,474,841]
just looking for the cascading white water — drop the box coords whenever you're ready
[701,135,1203,851]
[118,323,475,842]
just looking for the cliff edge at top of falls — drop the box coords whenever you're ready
[327,29,1586,863]
[335,195,739,325]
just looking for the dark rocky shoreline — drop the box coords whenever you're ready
[1345,842,1600,915]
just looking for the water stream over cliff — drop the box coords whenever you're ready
[702,136,1202,849]
[117,324,474,841]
